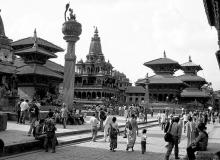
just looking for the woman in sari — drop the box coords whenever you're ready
[109,117,119,152]
[186,116,197,147]
[126,114,138,151]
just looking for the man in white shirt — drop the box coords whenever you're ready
[103,112,112,142]
[118,106,122,116]
[89,113,99,142]
[161,111,166,130]
[20,99,29,124]
[183,113,188,133]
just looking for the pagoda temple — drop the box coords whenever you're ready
[12,30,64,100]
[135,51,186,103]
[0,12,17,111]
[178,56,210,108]
[74,28,131,105]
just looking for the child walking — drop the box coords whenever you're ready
[141,129,147,154]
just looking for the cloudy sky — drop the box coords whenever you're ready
[1,0,220,90]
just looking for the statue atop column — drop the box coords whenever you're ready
[64,3,76,22]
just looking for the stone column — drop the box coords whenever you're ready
[144,74,150,122]
[62,12,82,109]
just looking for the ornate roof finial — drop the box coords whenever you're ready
[146,73,149,79]
[163,50,166,58]
[95,26,98,34]
[189,55,192,62]
[0,9,6,37]
[33,28,38,48]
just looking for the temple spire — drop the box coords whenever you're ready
[0,9,6,37]
[88,26,102,55]
[163,50,166,58]
[189,55,192,62]
[94,26,98,34]
[33,28,38,48]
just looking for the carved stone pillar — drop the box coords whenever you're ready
[62,7,82,109]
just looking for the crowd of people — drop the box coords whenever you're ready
[157,110,219,160]
[12,100,220,158]
[89,107,220,160]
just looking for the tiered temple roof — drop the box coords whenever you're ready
[143,51,181,75]
[136,51,184,86]
[178,56,209,98]
[12,30,64,79]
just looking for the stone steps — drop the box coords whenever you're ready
[2,120,158,157]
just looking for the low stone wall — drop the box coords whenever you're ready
[0,113,7,131]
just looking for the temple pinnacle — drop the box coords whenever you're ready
[0,9,6,37]
[163,50,166,58]
[33,28,38,48]
[189,55,192,62]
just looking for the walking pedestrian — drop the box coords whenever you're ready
[103,112,112,142]
[19,99,29,124]
[157,111,161,126]
[126,114,138,151]
[99,108,106,131]
[161,110,166,131]
[164,117,181,160]
[27,99,39,136]
[109,117,119,152]
[186,116,197,147]
[60,103,68,129]
[183,113,188,133]
[141,129,147,154]
[15,99,22,124]
[89,113,99,142]
[126,124,134,151]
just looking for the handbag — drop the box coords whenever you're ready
[164,122,173,142]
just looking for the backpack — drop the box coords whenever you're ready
[45,118,56,138]
[100,111,106,120]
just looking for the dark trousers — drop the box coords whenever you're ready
[44,135,56,151]
[99,120,103,130]
[165,136,179,160]
[17,111,21,123]
[141,141,146,154]
[187,146,198,160]
[161,122,166,131]
[184,121,187,132]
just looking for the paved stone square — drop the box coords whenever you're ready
[1,125,188,160]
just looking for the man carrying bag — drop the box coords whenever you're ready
[164,117,181,160]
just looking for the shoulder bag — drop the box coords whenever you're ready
[164,122,173,142]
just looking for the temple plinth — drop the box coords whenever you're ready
[62,5,82,109]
